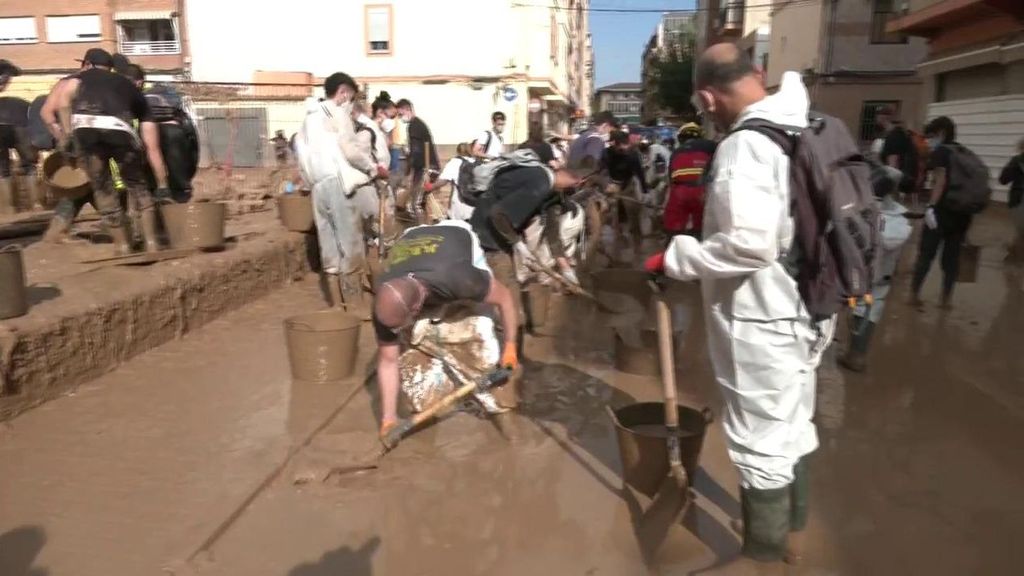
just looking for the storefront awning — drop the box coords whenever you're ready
[114,11,176,21]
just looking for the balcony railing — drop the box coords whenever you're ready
[119,40,180,56]
[717,1,745,33]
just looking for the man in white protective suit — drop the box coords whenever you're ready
[644,44,835,571]
[294,72,389,311]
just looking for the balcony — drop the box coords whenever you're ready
[119,40,181,56]
[716,1,744,35]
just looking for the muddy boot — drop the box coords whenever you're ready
[18,173,43,211]
[490,410,519,444]
[344,270,372,320]
[786,458,809,565]
[139,207,162,253]
[108,223,133,256]
[0,177,14,216]
[839,318,873,373]
[325,273,346,309]
[711,486,791,575]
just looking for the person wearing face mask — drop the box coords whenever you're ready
[395,99,439,224]
[566,110,618,171]
[294,72,388,311]
[645,45,835,572]
[909,116,984,309]
[472,111,507,160]
[352,100,393,253]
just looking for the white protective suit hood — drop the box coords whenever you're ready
[294,98,372,194]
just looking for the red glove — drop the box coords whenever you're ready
[644,252,666,274]
[423,180,434,192]
[375,164,389,179]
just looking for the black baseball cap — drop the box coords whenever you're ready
[77,48,113,68]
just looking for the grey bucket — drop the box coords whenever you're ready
[0,245,28,320]
[284,310,362,382]
[161,202,227,250]
[608,402,713,498]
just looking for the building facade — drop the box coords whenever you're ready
[0,0,187,99]
[768,0,929,145]
[641,11,696,123]
[184,0,594,149]
[594,83,643,125]
[890,0,1024,199]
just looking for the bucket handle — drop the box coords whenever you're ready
[701,407,714,424]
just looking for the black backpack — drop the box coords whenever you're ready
[940,143,991,214]
[735,113,881,321]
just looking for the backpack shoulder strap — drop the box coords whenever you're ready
[732,119,803,156]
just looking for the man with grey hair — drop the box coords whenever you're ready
[645,44,834,571]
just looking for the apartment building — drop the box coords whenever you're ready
[641,11,696,123]
[0,0,187,99]
[768,0,928,145]
[594,83,643,125]
[184,0,594,149]
[889,0,1024,198]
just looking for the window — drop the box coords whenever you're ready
[859,100,900,142]
[46,15,101,43]
[116,14,180,55]
[365,5,392,55]
[0,17,38,44]
[871,0,907,44]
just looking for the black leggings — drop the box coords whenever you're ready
[911,209,972,297]
[148,122,196,203]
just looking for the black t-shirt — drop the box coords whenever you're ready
[881,127,916,191]
[373,224,492,343]
[602,147,647,192]
[470,165,555,252]
[407,117,439,171]
[928,142,973,227]
[0,97,29,127]
[72,68,152,124]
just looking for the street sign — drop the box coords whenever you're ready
[502,86,518,102]
[528,98,542,113]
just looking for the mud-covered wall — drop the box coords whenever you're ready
[0,231,314,421]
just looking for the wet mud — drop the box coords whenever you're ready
[0,210,1022,574]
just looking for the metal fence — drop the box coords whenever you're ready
[161,82,316,207]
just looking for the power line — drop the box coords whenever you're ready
[510,0,818,13]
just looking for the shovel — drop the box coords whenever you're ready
[648,276,689,492]
[380,365,513,450]
[324,360,512,480]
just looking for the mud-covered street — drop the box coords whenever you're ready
[0,209,1020,576]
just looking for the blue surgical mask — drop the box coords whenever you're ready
[927,137,942,150]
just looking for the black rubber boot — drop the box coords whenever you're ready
[839,319,874,373]
[741,485,791,562]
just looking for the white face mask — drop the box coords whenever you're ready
[927,136,942,150]
[381,118,396,132]
[357,113,373,125]
[600,132,611,143]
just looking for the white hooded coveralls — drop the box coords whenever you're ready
[662,73,834,490]
[294,99,375,275]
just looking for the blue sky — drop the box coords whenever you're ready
[590,0,697,88]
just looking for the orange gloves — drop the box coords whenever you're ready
[501,341,518,369]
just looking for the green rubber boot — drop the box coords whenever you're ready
[787,457,810,564]
[741,485,791,562]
